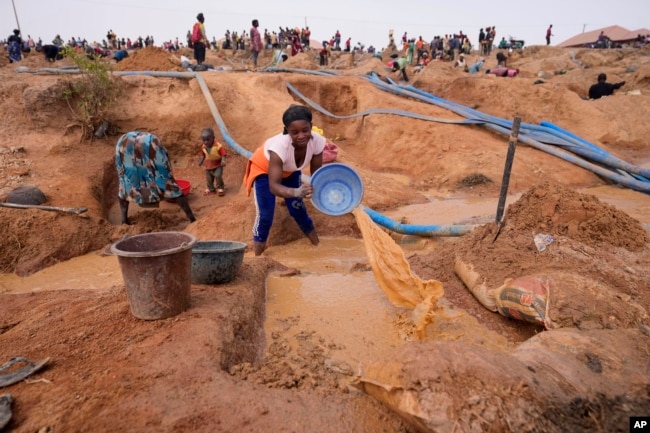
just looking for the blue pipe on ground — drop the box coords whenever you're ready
[191,73,252,158]
[260,67,337,76]
[77,67,479,236]
[286,82,482,125]
[22,67,646,233]
[540,121,650,180]
[361,206,476,237]
[365,74,650,194]
[486,123,650,193]
[400,82,648,182]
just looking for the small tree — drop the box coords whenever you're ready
[61,47,122,140]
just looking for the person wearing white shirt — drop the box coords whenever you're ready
[243,105,325,255]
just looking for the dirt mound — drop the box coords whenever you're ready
[356,328,650,433]
[345,55,392,77]
[504,182,648,250]
[409,182,650,334]
[0,208,113,275]
[575,48,626,68]
[112,46,185,72]
[280,52,319,70]
[413,60,467,83]
[327,52,358,70]
[1,44,650,431]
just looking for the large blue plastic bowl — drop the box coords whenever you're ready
[309,163,364,216]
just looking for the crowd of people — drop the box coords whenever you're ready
[5,15,650,67]
[1,26,160,63]
[218,26,312,53]
[3,14,635,250]
[385,27,501,68]
[0,17,532,69]
[2,16,641,101]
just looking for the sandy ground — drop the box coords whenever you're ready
[0,45,649,432]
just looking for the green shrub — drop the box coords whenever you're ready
[61,47,122,140]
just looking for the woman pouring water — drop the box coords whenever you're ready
[243,105,325,256]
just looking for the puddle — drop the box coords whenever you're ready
[264,238,408,369]
[579,185,650,223]
[4,182,647,297]
[0,252,122,294]
[385,193,519,226]
[379,185,650,226]
[263,236,512,372]
[266,271,406,368]
[263,237,369,274]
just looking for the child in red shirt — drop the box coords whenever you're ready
[198,127,227,196]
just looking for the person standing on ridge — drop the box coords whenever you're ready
[319,42,329,66]
[546,24,553,46]
[250,19,262,68]
[192,13,208,65]
[7,29,22,63]
[478,28,486,55]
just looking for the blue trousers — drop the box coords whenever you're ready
[252,171,314,243]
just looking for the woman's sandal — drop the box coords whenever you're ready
[217,188,225,196]
[203,189,216,196]
[0,357,50,388]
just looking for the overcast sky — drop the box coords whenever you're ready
[2,0,649,49]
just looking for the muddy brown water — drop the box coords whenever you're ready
[2,185,648,370]
[264,236,513,375]
[0,186,650,352]
[3,184,648,290]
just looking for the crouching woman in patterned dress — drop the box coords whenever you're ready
[116,131,196,225]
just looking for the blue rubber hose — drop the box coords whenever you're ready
[365,73,650,194]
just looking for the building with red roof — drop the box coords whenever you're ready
[557,25,650,48]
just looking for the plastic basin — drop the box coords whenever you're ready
[176,179,191,196]
[166,179,190,203]
[310,163,364,216]
[191,240,247,284]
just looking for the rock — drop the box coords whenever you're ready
[6,186,47,205]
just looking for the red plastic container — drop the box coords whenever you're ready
[166,179,191,203]
[176,179,191,196]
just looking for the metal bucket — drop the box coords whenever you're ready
[110,231,196,320]
[309,163,364,216]
[191,240,247,285]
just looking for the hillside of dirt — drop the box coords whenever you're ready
[0,45,649,432]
